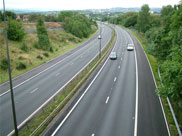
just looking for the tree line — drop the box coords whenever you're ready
[105,4,182,106]
[0,11,97,51]
[58,11,97,38]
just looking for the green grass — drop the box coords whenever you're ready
[131,30,179,136]
[18,27,115,136]
[0,29,98,84]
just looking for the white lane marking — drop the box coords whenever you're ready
[51,30,117,136]
[56,73,60,76]
[123,28,138,136]
[133,31,171,136]
[114,77,117,82]
[118,66,120,69]
[121,58,122,61]
[91,134,95,136]
[105,96,110,104]
[30,88,38,94]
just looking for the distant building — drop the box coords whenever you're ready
[23,15,29,21]
[16,15,21,21]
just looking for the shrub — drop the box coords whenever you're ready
[7,19,25,41]
[1,58,8,70]
[16,62,26,70]
[37,55,43,60]
[43,52,49,57]
[20,42,29,52]
[18,56,25,60]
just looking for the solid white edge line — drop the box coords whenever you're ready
[122,28,138,136]
[51,26,118,136]
[0,28,104,97]
[8,26,113,136]
[133,32,171,136]
[105,96,110,104]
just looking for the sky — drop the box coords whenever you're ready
[0,0,180,10]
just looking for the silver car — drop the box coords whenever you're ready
[110,52,117,60]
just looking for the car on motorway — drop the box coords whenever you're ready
[127,44,134,51]
[110,52,117,60]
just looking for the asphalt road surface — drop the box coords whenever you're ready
[51,26,169,136]
[0,25,112,136]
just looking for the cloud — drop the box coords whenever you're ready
[0,0,180,10]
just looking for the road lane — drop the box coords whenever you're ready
[0,25,112,135]
[127,30,169,136]
[52,26,136,136]
[51,26,169,136]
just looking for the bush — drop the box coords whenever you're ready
[37,55,43,60]
[7,19,25,41]
[16,62,26,70]
[1,58,8,70]
[20,42,29,52]
[18,56,25,60]
[43,52,49,57]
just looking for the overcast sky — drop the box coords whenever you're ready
[0,0,180,10]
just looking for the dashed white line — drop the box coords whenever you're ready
[114,77,117,82]
[91,133,95,136]
[56,73,60,76]
[118,66,120,69]
[121,58,122,61]
[105,96,110,104]
[30,88,38,94]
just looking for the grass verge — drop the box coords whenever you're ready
[131,30,179,136]
[0,29,98,84]
[18,27,116,136]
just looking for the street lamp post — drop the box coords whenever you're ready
[3,0,18,135]
[98,22,102,58]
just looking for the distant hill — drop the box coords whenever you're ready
[0,7,161,14]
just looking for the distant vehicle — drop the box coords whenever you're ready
[110,52,117,60]
[127,44,134,51]
[98,35,101,39]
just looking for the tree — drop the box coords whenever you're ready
[137,4,150,33]
[156,47,182,105]
[7,19,25,41]
[36,16,51,51]
[59,11,95,38]
[0,11,3,22]
[170,4,182,46]
[29,14,40,22]
[124,12,138,27]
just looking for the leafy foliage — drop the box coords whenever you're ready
[58,11,97,38]
[1,11,16,20]
[136,4,150,32]
[0,11,3,22]
[36,16,51,51]
[7,19,25,41]
[0,58,8,70]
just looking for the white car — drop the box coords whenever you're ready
[127,44,134,51]
[98,35,101,39]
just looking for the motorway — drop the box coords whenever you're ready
[50,26,169,136]
[0,25,112,135]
